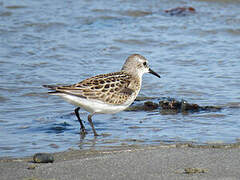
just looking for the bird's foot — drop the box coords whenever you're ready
[80,128,88,135]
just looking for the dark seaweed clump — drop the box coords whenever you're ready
[127,97,222,114]
[159,98,221,114]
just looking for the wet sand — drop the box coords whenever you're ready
[1,143,240,180]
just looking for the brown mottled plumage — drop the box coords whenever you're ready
[46,72,138,105]
[43,54,160,136]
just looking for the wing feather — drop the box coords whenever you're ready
[44,72,138,104]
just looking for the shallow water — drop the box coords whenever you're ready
[1,0,240,157]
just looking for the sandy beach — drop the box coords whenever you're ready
[1,143,240,180]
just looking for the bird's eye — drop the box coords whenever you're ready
[143,62,147,66]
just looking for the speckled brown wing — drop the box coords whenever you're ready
[53,71,138,104]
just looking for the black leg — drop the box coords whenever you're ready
[74,107,87,135]
[88,114,99,136]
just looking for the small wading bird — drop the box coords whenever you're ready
[43,54,160,136]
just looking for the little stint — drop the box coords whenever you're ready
[43,54,160,136]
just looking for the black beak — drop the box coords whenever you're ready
[149,68,161,78]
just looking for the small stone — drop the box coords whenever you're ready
[143,101,159,111]
[159,98,181,110]
[184,168,208,174]
[27,164,37,170]
[33,153,54,163]
[181,100,200,112]
[164,7,196,16]
[49,144,59,149]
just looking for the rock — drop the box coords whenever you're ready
[181,100,200,112]
[159,98,222,113]
[33,153,54,163]
[27,164,37,170]
[49,143,59,149]
[164,6,196,16]
[184,167,208,174]
[143,101,159,111]
[159,98,186,114]
[126,101,159,111]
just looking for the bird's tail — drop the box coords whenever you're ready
[42,84,58,90]
[43,84,62,94]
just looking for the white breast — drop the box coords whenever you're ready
[58,93,135,114]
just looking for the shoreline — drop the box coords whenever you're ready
[1,143,240,179]
[1,141,240,162]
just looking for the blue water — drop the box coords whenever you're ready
[0,0,240,157]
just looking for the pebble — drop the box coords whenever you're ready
[33,153,54,163]
[27,164,37,170]
[184,167,208,174]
